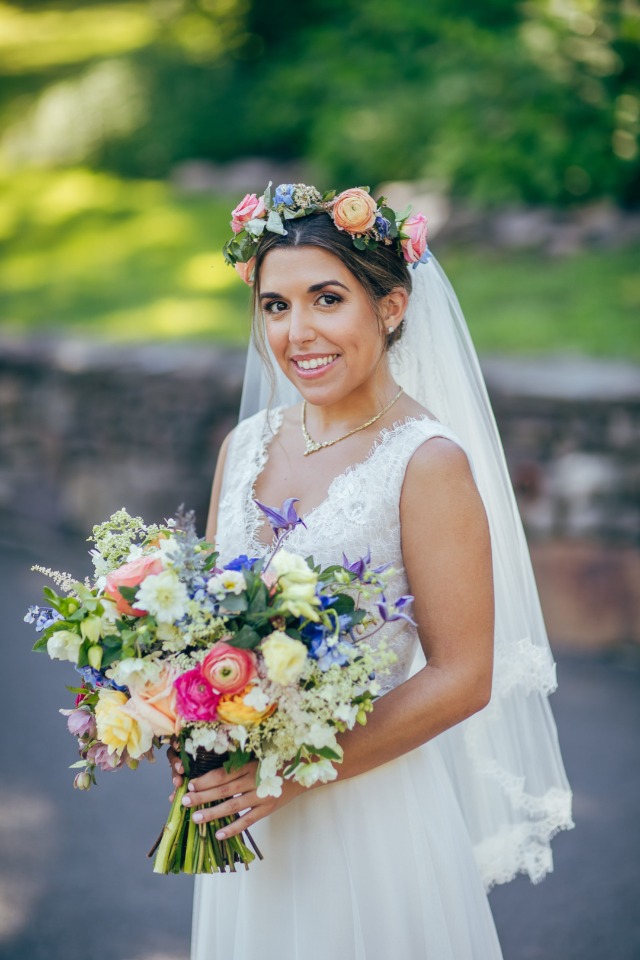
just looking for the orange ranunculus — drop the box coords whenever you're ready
[104,555,163,617]
[216,685,276,726]
[127,664,181,737]
[331,188,377,234]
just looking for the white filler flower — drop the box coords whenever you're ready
[135,570,189,624]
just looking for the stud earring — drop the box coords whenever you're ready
[387,325,394,334]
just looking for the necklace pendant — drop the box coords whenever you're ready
[304,438,324,456]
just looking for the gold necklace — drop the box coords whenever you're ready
[301,387,404,456]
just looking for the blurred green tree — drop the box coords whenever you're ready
[0,0,638,205]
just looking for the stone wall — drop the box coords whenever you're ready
[1,337,638,647]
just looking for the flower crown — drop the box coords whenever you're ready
[222,182,431,285]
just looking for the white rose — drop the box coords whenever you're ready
[47,629,83,663]
[261,632,308,686]
[271,550,317,585]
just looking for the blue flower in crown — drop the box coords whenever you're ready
[273,184,295,207]
[375,214,391,239]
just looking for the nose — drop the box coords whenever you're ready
[287,305,316,346]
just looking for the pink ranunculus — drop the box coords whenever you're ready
[201,643,256,696]
[104,555,163,617]
[231,193,266,234]
[331,188,378,234]
[127,664,181,737]
[234,257,256,285]
[400,213,428,263]
[174,668,221,723]
[60,707,96,739]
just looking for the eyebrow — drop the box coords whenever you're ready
[259,279,350,300]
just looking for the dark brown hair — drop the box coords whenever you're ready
[250,213,412,391]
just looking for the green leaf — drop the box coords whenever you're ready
[223,749,252,774]
[69,760,89,769]
[118,584,139,602]
[76,640,91,668]
[313,746,342,761]
[219,593,248,614]
[352,237,366,250]
[326,593,356,615]
[32,635,49,652]
[227,625,261,650]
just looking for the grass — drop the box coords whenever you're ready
[1,167,638,357]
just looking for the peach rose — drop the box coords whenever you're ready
[231,193,266,234]
[234,257,256,285]
[216,684,276,726]
[127,664,181,737]
[331,188,377,234]
[202,642,256,696]
[400,213,428,263]
[104,555,163,617]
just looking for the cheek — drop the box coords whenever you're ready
[265,320,288,360]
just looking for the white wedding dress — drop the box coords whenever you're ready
[191,405,504,960]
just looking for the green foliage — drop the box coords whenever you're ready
[0,1,637,205]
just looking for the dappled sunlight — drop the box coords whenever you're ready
[0,2,156,73]
[99,295,248,341]
[180,252,237,293]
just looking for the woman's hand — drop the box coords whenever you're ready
[166,740,303,840]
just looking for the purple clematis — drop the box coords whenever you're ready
[255,497,307,537]
[342,549,391,580]
[375,594,417,627]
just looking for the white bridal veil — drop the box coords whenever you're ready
[238,255,574,889]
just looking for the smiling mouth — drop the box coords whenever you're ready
[292,354,339,370]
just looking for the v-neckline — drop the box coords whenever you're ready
[246,405,445,552]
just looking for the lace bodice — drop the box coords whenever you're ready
[216,406,472,694]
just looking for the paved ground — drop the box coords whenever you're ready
[1,518,639,960]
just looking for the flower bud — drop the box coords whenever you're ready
[73,770,92,790]
[81,615,102,644]
[87,644,103,670]
[356,708,368,726]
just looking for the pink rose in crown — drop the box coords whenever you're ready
[234,256,256,285]
[332,188,377,234]
[174,668,220,723]
[400,214,428,263]
[105,555,163,617]
[201,643,256,696]
[231,193,266,234]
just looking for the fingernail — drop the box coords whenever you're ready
[172,776,180,786]
[216,830,225,839]
[188,782,195,792]
[182,795,191,806]
[176,763,184,774]
[193,812,203,822]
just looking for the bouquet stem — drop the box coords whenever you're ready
[151,748,263,875]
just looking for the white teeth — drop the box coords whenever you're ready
[295,355,338,370]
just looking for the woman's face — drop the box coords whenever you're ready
[258,246,391,407]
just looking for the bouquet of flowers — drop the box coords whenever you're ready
[25,500,413,874]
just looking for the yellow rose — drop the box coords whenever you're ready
[262,632,308,686]
[95,689,153,759]
[216,684,276,726]
[331,188,377,234]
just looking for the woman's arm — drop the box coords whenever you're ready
[178,435,495,836]
[328,435,494,779]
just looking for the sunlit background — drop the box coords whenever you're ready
[1,3,639,959]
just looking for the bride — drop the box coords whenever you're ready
[169,184,573,959]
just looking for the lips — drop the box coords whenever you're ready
[290,353,340,379]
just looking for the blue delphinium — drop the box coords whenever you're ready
[224,554,259,572]
[24,604,62,632]
[274,184,295,207]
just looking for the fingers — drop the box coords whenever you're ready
[214,806,264,840]
[187,790,262,826]
[187,760,258,795]
[167,745,184,792]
